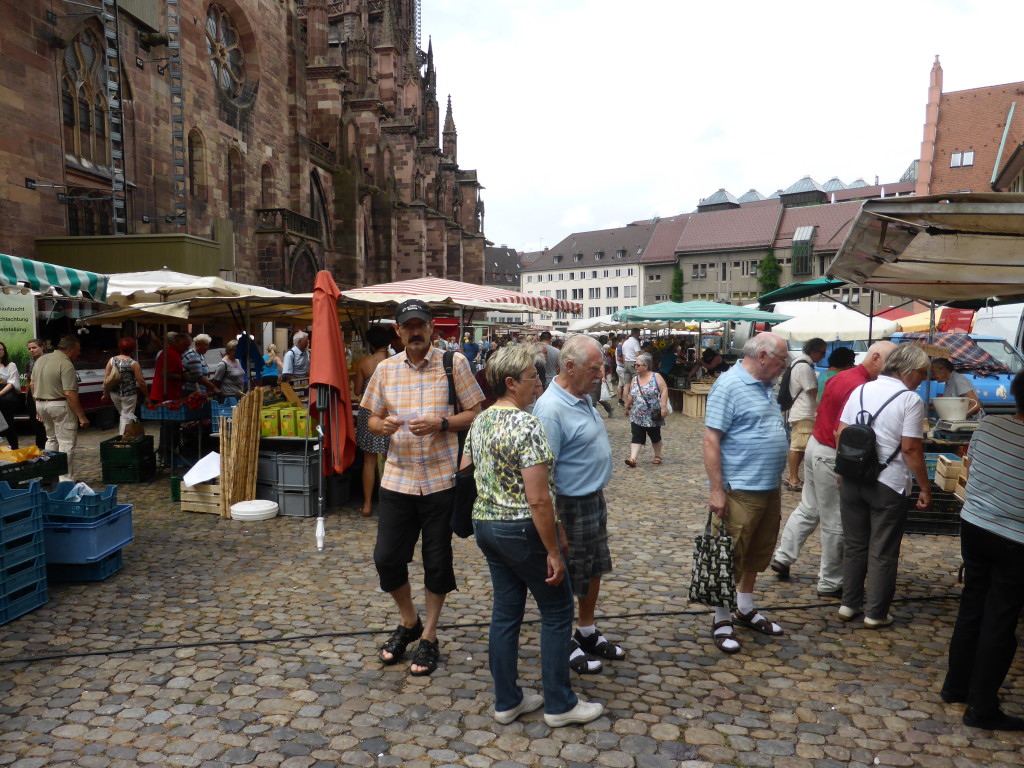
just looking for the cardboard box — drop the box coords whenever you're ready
[260,409,280,438]
[279,409,297,437]
[295,411,312,438]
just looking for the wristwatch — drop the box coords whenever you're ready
[439,417,449,432]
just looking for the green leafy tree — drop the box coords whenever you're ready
[757,251,781,294]
[670,266,684,302]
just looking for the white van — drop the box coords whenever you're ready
[972,303,1024,352]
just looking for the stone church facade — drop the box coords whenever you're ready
[1,0,485,292]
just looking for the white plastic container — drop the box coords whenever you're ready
[230,500,279,521]
[932,397,971,421]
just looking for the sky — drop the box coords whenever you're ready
[423,0,1023,254]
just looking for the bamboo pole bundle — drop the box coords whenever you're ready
[221,387,263,517]
[219,415,233,518]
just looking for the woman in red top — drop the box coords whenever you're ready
[150,333,189,402]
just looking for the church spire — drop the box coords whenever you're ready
[443,95,457,162]
[378,0,396,48]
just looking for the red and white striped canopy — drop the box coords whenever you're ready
[342,277,581,315]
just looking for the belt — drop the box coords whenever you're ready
[558,489,603,501]
[35,398,67,402]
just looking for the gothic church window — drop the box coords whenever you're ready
[60,25,110,169]
[227,148,244,211]
[188,130,207,199]
[206,4,247,101]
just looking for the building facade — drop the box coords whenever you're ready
[2,0,485,292]
[520,223,656,330]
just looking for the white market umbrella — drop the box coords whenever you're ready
[772,306,900,341]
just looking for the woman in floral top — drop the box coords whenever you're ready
[623,353,669,467]
[461,344,603,728]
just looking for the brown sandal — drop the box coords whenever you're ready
[712,620,741,654]
[732,609,784,636]
[624,458,637,468]
[652,457,663,465]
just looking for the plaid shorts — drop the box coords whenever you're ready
[556,490,613,598]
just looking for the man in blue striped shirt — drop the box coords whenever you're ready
[703,333,790,654]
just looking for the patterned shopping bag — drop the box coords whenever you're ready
[688,511,736,608]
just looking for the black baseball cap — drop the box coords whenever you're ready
[395,299,432,324]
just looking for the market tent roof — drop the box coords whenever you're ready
[771,306,900,341]
[342,277,582,315]
[106,270,287,304]
[0,254,108,301]
[78,294,322,326]
[757,276,847,305]
[827,193,1024,305]
[612,301,790,324]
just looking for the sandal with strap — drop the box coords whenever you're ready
[379,617,423,665]
[652,457,663,465]
[409,638,440,676]
[574,628,626,660]
[569,639,603,674]
[624,458,637,468]
[732,609,784,636]
[712,620,741,654]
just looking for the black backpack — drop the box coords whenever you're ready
[834,388,911,483]
[776,359,812,412]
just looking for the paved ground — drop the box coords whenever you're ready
[1,411,1022,768]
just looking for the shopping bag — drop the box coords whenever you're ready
[450,463,477,538]
[600,379,611,402]
[688,511,736,608]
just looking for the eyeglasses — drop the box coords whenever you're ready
[518,375,540,383]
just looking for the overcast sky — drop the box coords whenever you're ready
[424,0,1022,253]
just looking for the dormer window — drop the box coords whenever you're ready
[554,253,563,264]
[573,252,583,262]
[616,249,626,259]
[594,251,604,261]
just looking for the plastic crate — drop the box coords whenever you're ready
[278,488,315,518]
[102,455,156,485]
[210,399,236,435]
[0,580,48,626]
[0,452,67,487]
[905,511,961,536]
[47,548,123,583]
[0,483,43,543]
[0,529,45,568]
[99,435,154,463]
[1,551,46,597]
[44,482,118,523]
[276,452,319,489]
[44,504,133,564]
[141,403,211,421]
[254,482,277,502]
[256,452,278,484]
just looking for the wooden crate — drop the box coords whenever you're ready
[682,391,707,419]
[180,483,222,515]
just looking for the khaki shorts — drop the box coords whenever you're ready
[718,488,782,576]
[789,419,814,452]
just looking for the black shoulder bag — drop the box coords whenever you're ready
[444,351,476,538]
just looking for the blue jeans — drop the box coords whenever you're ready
[474,518,577,715]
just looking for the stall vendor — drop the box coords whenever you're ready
[930,358,982,419]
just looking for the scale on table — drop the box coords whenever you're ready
[932,419,978,441]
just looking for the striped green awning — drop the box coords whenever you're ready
[0,254,108,301]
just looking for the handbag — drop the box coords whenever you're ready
[450,462,477,538]
[102,360,122,394]
[688,511,736,608]
[600,378,611,402]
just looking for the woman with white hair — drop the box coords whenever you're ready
[211,340,245,400]
[623,352,669,466]
[836,343,931,629]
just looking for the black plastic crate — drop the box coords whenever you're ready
[905,512,960,536]
[102,456,156,485]
[47,549,123,582]
[99,435,154,464]
[0,453,67,487]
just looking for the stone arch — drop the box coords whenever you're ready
[227,146,244,211]
[260,162,274,207]
[289,246,319,293]
[188,129,208,199]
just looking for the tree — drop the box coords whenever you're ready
[670,266,684,302]
[757,251,781,294]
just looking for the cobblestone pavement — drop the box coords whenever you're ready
[1,412,1022,768]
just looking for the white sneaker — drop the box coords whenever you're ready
[837,605,860,622]
[864,614,894,629]
[544,699,604,728]
[494,692,543,724]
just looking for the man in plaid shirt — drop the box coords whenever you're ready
[361,299,484,676]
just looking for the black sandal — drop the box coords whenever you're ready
[409,638,439,676]
[569,639,603,674]
[574,628,626,660]
[379,617,423,665]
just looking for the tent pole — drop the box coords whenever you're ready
[868,290,875,342]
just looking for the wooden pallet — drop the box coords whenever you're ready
[180,482,222,515]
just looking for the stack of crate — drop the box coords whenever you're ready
[43,482,133,582]
[255,451,319,517]
[0,482,47,625]
[100,435,156,484]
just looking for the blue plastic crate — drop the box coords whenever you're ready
[0,530,45,569]
[0,580,48,626]
[0,486,43,544]
[44,482,119,524]
[1,551,46,597]
[0,481,42,519]
[141,403,211,421]
[47,549,123,582]
[210,399,237,435]
[44,504,133,564]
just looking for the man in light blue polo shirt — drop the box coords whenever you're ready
[534,334,621,675]
[703,332,789,655]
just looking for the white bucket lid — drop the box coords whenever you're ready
[230,499,279,521]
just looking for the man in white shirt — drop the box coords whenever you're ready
[620,328,642,398]
[784,338,827,491]
[281,331,310,382]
